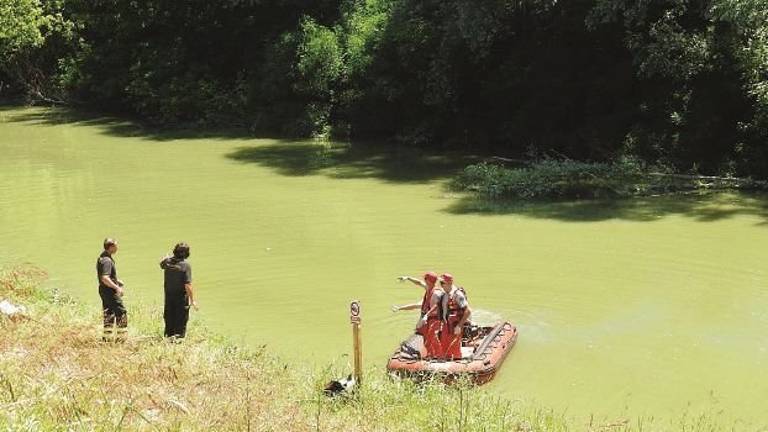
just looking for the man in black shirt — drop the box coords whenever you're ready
[159,242,196,338]
[96,238,127,341]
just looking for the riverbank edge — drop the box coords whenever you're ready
[5,104,765,205]
[0,264,563,431]
[0,265,760,432]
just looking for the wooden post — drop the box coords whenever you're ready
[350,300,362,384]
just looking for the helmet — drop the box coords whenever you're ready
[423,272,438,283]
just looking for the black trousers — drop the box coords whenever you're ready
[164,294,189,338]
[99,286,127,339]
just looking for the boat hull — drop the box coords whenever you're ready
[386,321,518,385]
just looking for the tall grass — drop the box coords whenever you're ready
[0,265,760,431]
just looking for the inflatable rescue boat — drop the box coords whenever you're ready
[386,321,517,385]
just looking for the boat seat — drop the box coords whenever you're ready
[460,346,474,359]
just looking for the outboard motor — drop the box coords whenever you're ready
[323,374,357,397]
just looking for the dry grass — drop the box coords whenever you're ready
[0,265,763,431]
[0,266,310,431]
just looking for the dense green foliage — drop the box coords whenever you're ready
[2,0,768,177]
[0,0,44,55]
[0,0,77,102]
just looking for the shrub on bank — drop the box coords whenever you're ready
[452,158,766,200]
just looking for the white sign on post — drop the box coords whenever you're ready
[350,300,361,323]
[350,300,362,384]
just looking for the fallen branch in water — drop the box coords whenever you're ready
[454,159,768,200]
[485,156,527,164]
[647,172,768,188]
[649,172,753,181]
[29,89,69,106]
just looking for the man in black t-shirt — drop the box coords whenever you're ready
[96,238,127,341]
[159,242,197,338]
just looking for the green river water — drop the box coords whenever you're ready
[1,107,767,425]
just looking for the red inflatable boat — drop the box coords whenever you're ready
[386,322,518,385]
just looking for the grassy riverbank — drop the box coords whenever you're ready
[0,265,758,431]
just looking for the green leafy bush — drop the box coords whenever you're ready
[452,157,763,200]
